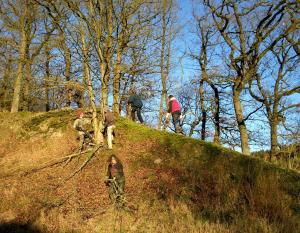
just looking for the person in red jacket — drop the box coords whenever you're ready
[166,95,183,134]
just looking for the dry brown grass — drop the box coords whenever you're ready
[0,112,230,232]
[0,112,299,233]
[32,200,231,233]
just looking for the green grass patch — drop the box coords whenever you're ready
[23,109,73,132]
[122,116,300,232]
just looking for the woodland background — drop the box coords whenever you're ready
[0,0,299,162]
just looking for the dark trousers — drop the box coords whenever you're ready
[172,111,183,134]
[108,177,125,206]
[131,107,144,123]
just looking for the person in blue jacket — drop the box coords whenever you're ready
[127,90,144,123]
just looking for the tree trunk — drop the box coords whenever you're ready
[0,57,12,109]
[189,116,201,137]
[113,3,129,117]
[23,43,32,111]
[201,112,207,141]
[64,43,72,107]
[232,86,250,155]
[270,118,279,161]
[45,46,51,111]
[80,22,103,145]
[101,63,109,111]
[113,47,123,116]
[101,0,113,116]
[199,79,206,140]
[11,27,27,113]
[119,75,131,114]
[158,89,167,129]
[157,0,168,129]
[211,84,220,144]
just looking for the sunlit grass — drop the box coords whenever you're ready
[0,111,299,233]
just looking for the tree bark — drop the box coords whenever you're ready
[270,118,279,161]
[158,0,168,129]
[80,22,103,145]
[188,116,201,137]
[45,46,51,111]
[199,79,206,140]
[113,49,122,116]
[100,0,113,116]
[23,49,31,111]
[0,57,12,110]
[211,83,220,144]
[113,1,129,117]
[61,34,72,107]
[232,85,250,155]
[101,63,109,110]
[11,26,27,113]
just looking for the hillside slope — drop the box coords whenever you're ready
[0,110,299,233]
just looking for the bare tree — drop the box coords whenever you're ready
[204,0,299,155]
[0,0,31,112]
[188,6,221,143]
[0,0,57,112]
[79,20,104,145]
[250,40,300,160]
[60,0,112,114]
[58,30,73,107]
[157,0,176,129]
[0,50,13,110]
[112,0,159,116]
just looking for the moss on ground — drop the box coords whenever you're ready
[23,109,73,132]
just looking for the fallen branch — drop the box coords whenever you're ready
[42,191,75,211]
[22,150,90,176]
[66,145,103,180]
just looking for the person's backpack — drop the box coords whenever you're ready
[133,95,143,108]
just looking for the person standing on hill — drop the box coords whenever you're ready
[73,109,95,150]
[127,90,144,123]
[105,154,125,207]
[104,107,115,150]
[166,95,183,134]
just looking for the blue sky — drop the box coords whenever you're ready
[166,0,300,152]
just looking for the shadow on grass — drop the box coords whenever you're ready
[133,131,300,233]
[0,222,41,233]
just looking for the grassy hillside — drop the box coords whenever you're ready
[0,110,299,233]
